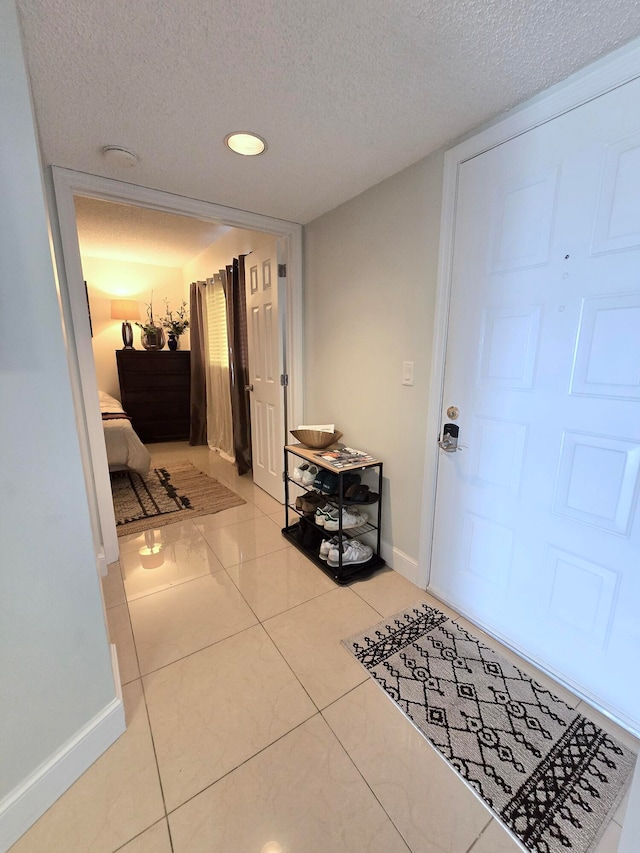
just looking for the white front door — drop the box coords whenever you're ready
[245,236,285,500]
[429,76,640,730]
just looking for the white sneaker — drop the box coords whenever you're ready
[300,464,319,485]
[314,505,337,527]
[323,508,368,531]
[327,539,373,567]
[319,536,339,561]
[292,463,310,483]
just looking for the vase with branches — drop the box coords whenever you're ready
[162,298,190,350]
[135,292,166,350]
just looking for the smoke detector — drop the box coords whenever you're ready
[101,145,139,167]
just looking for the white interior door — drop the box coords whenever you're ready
[430,76,640,731]
[245,237,285,500]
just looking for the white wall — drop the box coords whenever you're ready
[182,226,277,286]
[82,255,187,399]
[0,2,121,847]
[83,226,278,404]
[303,151,444,580]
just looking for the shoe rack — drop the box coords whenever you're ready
[282,444,385,584]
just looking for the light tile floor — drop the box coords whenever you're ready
[11,443,637,852]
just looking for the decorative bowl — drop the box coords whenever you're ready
[290,429,343,449]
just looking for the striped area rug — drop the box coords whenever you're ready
[111,460,245,536]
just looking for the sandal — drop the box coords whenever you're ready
[344,484,379,505]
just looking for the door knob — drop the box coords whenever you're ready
[245,384,254,392]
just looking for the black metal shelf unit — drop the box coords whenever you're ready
[282,444,385,584]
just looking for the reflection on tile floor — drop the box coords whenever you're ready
[10,444,638,852]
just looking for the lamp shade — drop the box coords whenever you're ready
[111,299,140,321]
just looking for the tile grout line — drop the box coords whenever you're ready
[348,581,395,618]
[463,818,495,853]
[110,818,171,853]
[162,712,322,820]
[101,559,174,852]
[320,679,371,714]
[220,561,327,716]
[121,492,299,677]
[126,576,176,853]
[199,531,291,570]
[258,615,325,712]
[123,560,235,605]
[219,541,383,720]
[319,707,413,852]
[136,599,260,678]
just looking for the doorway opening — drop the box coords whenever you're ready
[50,167,303,568]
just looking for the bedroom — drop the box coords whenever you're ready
[77,195,281,492]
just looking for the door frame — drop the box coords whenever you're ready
[417,36,640,593]
[49,167,303,567]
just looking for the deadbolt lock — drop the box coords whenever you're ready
[446,406,459,420]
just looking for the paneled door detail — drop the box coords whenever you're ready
[553,430,640,535]
[245,239,284,501]
[489,167,558,272]
[477,306,542,389]
[467,417,528,496]
[429,76,640,729]
[570,292,640,400]
[542,546,619,652]
[591,131,640,254]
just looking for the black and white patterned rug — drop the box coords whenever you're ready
[110,461,246,536]
[344,601,635,853]
[111,467,188,525]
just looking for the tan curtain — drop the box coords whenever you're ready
[203,273,234,461]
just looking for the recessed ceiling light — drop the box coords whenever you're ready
[101,145,138,167]
[224,132,267,156]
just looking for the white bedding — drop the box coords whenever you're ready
[99,391,151,475]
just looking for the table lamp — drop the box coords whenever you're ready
[111,299,140,349]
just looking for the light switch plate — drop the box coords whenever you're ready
[402,361,414,386]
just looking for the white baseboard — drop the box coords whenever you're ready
[97,549,108,577]
[388,547,420,586]
[109,643,123,704]
[0,691,125,852]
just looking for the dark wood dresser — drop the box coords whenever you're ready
[116,350,191,443]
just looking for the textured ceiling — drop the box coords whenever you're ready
[74,197,230,267]
[17,0,640,225]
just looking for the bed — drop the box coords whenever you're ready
[99,390,151,475]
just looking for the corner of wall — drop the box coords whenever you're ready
[0,694,125,852]
[381,542,420,586]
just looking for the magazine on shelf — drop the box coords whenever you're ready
[314,446,377,468]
